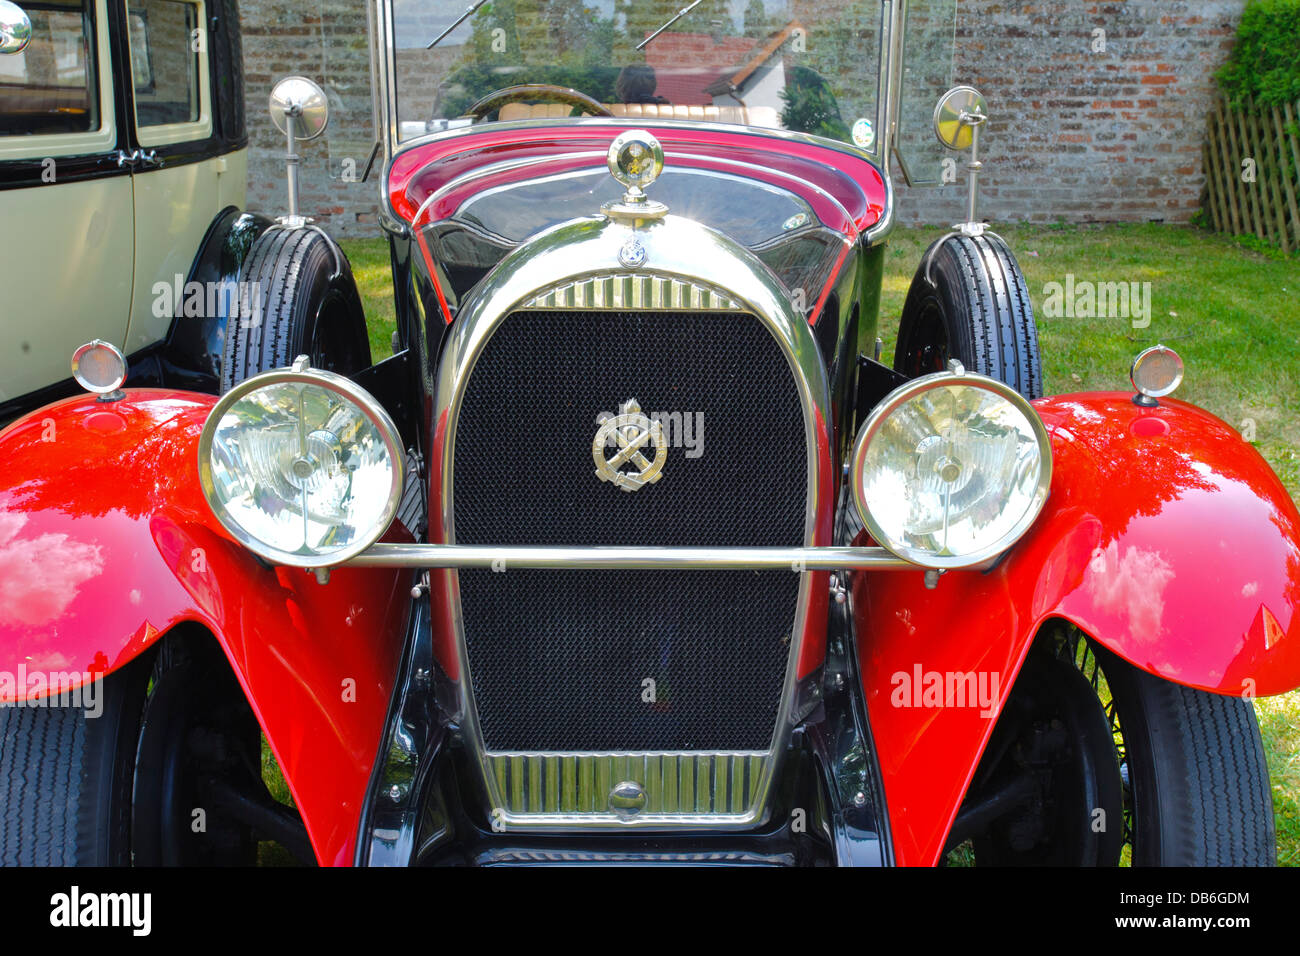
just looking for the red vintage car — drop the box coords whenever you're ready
[1,0,1296,867]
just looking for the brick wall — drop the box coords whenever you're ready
[896,0,1244,226]
[240,0,378,234]
[238,0,1244,237]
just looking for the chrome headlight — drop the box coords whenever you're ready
[850,368,1051,569]
[198,362,403,568]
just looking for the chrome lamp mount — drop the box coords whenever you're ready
[925,86,1008,283]
[268,76,330,229]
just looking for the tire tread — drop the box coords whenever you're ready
[0,701,86,865]
[220,228,366,393]
[894,233,1043,400]
[1145,674,1275,865]
[1099,646,1276,866]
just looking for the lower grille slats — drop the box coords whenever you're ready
[486,753,769,816]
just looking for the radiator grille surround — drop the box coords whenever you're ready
[432,215,832,830]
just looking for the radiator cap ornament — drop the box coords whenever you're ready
[593,399,667,492]
[602,130,668,221]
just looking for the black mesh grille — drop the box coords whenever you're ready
[452,310,807,752]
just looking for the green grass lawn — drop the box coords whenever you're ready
[346,237,399,361]
[337,223,1300,864]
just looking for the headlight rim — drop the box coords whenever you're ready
[71,339,128,395]
[197,363,404,569]
[850,367,1053,570]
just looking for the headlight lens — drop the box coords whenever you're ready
[198,364,402,567]
[851,370,1051,569]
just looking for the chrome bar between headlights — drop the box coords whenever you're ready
[343,544,919,570]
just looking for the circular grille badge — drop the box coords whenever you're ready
[618,235,648,268]
[593,398,667,492]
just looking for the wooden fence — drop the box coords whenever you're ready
[1203,97,1300,253]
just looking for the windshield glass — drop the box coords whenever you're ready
[391,0,884,151]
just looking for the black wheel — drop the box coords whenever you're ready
[0,633,292,866]
[894,232,1042,399]
[951,625,1276,866]
[130,638,263,866]
[221,226,371,392]
[958,639,1125,866]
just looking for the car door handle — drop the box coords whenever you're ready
[113,149,165,170]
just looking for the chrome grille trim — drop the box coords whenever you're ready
[486,752,768,824]
[345,543,915,569]
[477,850,783,864]
[521,274,742,311]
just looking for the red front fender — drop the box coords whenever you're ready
[0,391,408,865]
[855,393,1300,866]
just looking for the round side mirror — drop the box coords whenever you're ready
[0,0,32,55]
[269,75,330,141]
[933,86,987,152]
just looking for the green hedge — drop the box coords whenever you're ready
[1216,0,1300,108]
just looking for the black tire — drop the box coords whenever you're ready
[894,233,1042,399]
[1096,642,1276,866]
[0,652,154,865]
[959,627,1276,866]
[220,226,371,392]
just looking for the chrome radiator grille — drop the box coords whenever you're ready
[449,303,810,824]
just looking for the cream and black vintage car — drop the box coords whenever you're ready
[0,0,369,422]
[0,0,1297,867]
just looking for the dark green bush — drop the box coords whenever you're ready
[780,66,850,141]
[1216,0,1300,107]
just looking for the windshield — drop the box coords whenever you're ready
[391,0,885,152]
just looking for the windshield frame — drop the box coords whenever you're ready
[369,0,910,243]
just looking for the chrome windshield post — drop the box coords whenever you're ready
[865,0,908,245]
[370,0,402,224]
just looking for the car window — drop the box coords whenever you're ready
[894,0,957,186]
[127,0,207,141]
[390,0,885,154]
[0,0,100,136]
